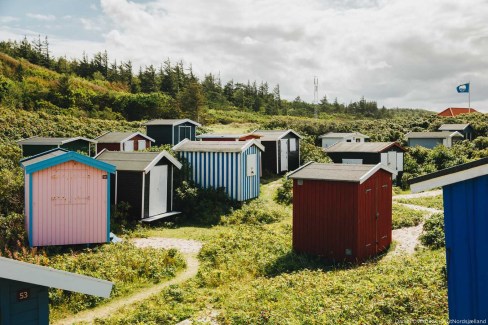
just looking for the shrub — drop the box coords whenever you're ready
[392,204,424,229]
[0,212,29,255]
[221,199,288,225]
[274,177,293,205]
[420,213,445,249]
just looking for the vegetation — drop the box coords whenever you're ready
[392,203,425,229]
[396,195,444,211]
[275,177,293,205]
[420,213,445,249]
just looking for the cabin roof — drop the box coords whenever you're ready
[318,132,369,139]
[0,256,113,298]
[438,123,471,131]
[95,131,154,143]
[17,136,96,145]
[95,150,182,172]
[323,141,405,153]
[144,118,201,127]
[404,131,464,139]
[410,157,488,193]
[173,139,265,153]
[288,162,395,184]
[196,133,262,140]
[251,129,302,141]
[437,107,478,117]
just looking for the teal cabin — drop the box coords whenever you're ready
[17,136,97,157]
[144,119,201,146]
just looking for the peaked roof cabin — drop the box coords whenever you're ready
[438,123,474,140]
[95,131,155,153]
[17,136,96,157]
[196,133,262,141]
[319,132,369,148]
[405,131,464,148]
[144,119,201,146]
[437,107,478,117]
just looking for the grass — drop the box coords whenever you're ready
[392,203,425,229]
[396,195,444,211]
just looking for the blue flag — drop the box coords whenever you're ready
[456,83,470,93]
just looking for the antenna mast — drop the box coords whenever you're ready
[313,76,319,118]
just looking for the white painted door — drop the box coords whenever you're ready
[149,165,168,217]
[396,152,404,171]
[381,153,388,166]
[387,151,397,170]
[124,140,134,152]
[342,159,363,164]
[138,140,146,150]
[280,139,288,171]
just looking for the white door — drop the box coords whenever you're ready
[280,139,288,171]
[396,152,404,172]
[138,140,146,151]
[149,165,168,217]
[343,159,363,164]
[124,140,134,152]
[387,151,397,170]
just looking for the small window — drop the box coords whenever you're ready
[289,138,297,152]
[247,154,257,176]
[346,139,352,142]
[356,138,361,142]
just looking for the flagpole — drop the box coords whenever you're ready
[469,81,471,109]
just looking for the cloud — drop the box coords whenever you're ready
[26,13,56,21]
[80,18,103,31]
[0,16,19,23]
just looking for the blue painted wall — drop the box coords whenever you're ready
[408,138,443,149]
[443,174,488,321]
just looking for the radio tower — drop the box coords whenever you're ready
[313,76,319,119]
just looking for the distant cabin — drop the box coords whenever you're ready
[251,129,302,174]
[437,107,478,117]
[144,119,201,146]
[438,123,474,140]
[319,132,369,149]
[410,158,488,322]
[17,136,96,157]
[196,133,262,142]
[173,139,264,201]
[404,131,464,149]
[95,150,182,222]
[0,256,112,324]
[323,142,405,182]
[289,162,395,263]
[20,149,115,247]
[95,131,155,153]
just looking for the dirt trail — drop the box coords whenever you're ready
[54,238,202,325]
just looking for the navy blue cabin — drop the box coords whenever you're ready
[0,256,113,325]
[17,136,97,157]
[144,119,201,146]
[173,139,264,201]
[410,158,488,322]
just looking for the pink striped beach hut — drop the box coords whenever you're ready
[20,149,116,247]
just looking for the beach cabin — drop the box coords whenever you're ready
[410,158,488,321]
[437,107,478,117]
[20,149,115,247]
[405,131,464,149]
[95,131,155,153]
[323,142,405,183]
[95,150,182,222]
[288,163,395,263]
[251,129,301,174]
[144,119,201,146]
[319,132,369,149]
[17,136,96,157]
[438,123,474,140]
[196,133,262,142]
[0,256,112,325]
[173,139,264,201]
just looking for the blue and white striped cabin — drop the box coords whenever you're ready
[173,140,264,201]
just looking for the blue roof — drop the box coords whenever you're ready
[21,150,116,174]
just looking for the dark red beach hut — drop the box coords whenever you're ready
[288,162,395,263]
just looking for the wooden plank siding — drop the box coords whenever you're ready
[30,161,108,246]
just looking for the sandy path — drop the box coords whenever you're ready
[54,238,202,325]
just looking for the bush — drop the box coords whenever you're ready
[420,213,445,249]
[274,177,293,205]
[392,204,424,229]
[0,212,29,254]
[221,199,288,225]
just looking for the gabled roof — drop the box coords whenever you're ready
[196,133,262,140]
[251,129,302,141]
[144,118,201,127]
[20,150,116,174]
[410,157,488,193]
[319,132,369,139]
[404,131,464,139]
[95,131,155,143]
[0,256,113,298]
[95,150,182,173]
[288,162,396,183]
[323,142,405,153]
[17,136,96,145]
[437,107,479,117]
[438,123,471,131]
[173,139,265,153]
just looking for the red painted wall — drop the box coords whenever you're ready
[292,169,392,263]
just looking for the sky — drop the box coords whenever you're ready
[0,0,487,112]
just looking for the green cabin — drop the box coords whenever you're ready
[144,119,201,146]
[0,256,113,324]
[17,136,97,157]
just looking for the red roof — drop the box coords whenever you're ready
[438,107,478,117]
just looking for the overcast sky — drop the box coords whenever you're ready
[0,0,487,112]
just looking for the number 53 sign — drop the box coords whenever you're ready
[17,289,30,301]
